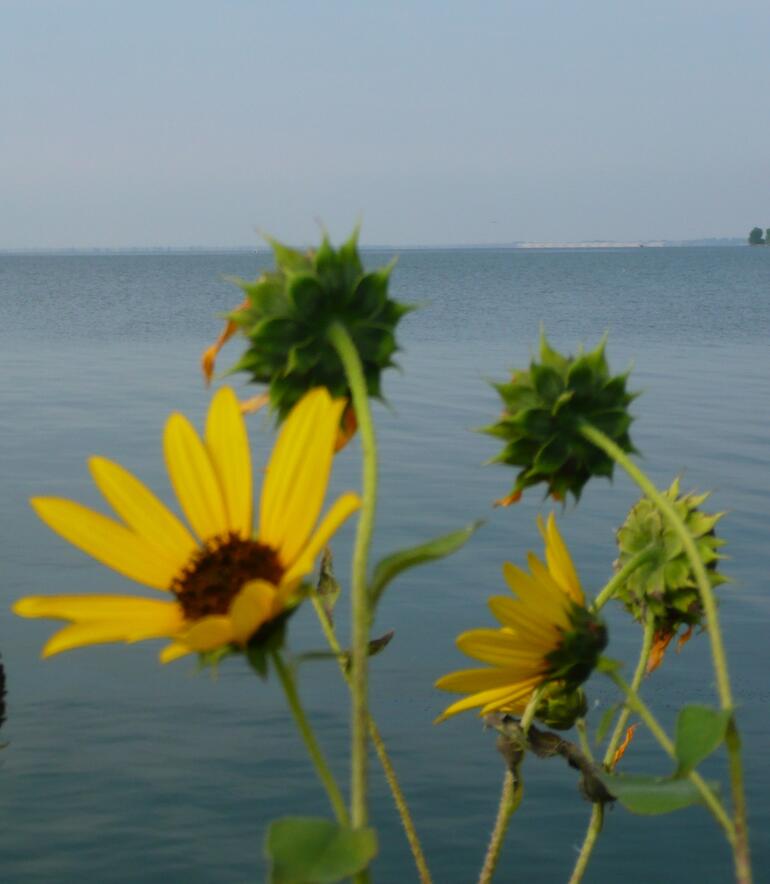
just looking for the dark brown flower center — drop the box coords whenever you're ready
[170,532,284,621]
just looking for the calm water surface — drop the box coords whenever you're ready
[1,248,768,881]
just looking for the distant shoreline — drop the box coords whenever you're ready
[0,239,747,256]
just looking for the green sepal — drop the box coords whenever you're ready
[598,772,721,815]
[265,817,378,884]
[674,705,732,776]
[369,520,484,608]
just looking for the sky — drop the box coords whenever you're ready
[2,0,770,248]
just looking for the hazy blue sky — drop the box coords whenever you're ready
[3,1,770,247]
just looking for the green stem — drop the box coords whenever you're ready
[568,616,655,884]
[270,650,349,826]
[575,718,594,763]
[328,322,378,880]
[310,591,433,884]
[607,669,735,842]
[604,615,655,767]
[477,689,542,884]
[580,422,750,881]
[568,805,603,884]
[592,546,658,612]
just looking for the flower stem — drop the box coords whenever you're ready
[568,805,603,884]
[607,668,735,842]
[269,650,349,826]
[477,689,542,884]
[328,322,378,876]
[580,422,751,881]
[603,615,655,767]
[591,546,657,612]
[310,590,433,883]
[568,615,655,884]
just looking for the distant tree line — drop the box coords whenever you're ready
[748,227,770,245]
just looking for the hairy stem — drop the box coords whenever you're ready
[477,689,542,884]
[328,322,378,881]
[310,590,433,883]
[270,650,349,826]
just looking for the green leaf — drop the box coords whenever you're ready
[598,772,721,815]
[369,520,484,607]
[265,817,377,883]
[595,703,620,746]
[674,705,732,776]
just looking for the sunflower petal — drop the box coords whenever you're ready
[259,388,346,566]
[503,561,570,628]
[435,666,537,693]
[229,580,276,644]
[434,684,522,723]
[456,628,545,669]
[479,677,542,715]
[30,497,177,590]
[13,594,183,627]
[89,457,197,570]
[40,608,182,657]
[205,387,253,539]
[180,616,234,651]
[283,492,361,582]
[488,596,561,650]
[539,513,583,603]
[164,412,228,542]
[159,641,195,664]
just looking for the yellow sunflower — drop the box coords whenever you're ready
[435,514,605,723]
[14,386,361,663]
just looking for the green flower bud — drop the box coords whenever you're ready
[223,228,412,421]
[485,332,637,503]
[614,477,728,635]
[535,681,588,730]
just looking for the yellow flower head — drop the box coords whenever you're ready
[435,514,605,723]
[14,387,361,664]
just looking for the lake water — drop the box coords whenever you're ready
[1,247,768,882]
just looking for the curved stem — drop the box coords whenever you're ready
[568,616,655,884]
[477,689,542,884]
[607,669,735,842]
[604,615,655,766]
[580,423,732,705]
[310,590,433,883]
[592,546,657,612]
[270,650,349,826]
[580,422,750,881]
[328,322,378,880]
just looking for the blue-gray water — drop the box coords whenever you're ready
[1,247,768,882]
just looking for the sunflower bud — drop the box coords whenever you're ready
[212,228,412,421]
[485,332,637,502]
[535,681,588,730]
[614,478,728,639]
